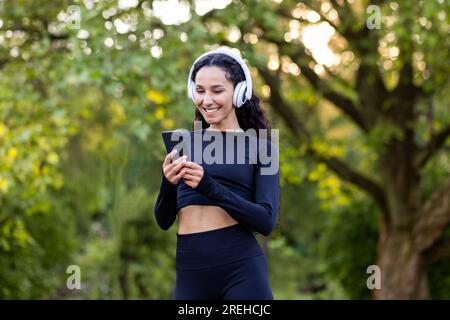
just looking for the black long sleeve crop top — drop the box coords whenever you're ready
[153,129,280,236]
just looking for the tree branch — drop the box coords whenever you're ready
[328,0,366,46]
[252,20,368,132]
[256,62,387,212]
[282,44,368,132]
[414,177,450,252]
[317,155,388,212]
[415,125,450,170]
[304,69,365,130]
[282,0,365,45]
[276,2,338,30]
[424,237,450,265]
[257,66,311,139]
[268,2,350,81]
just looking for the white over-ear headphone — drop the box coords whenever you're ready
[187,48,253,108]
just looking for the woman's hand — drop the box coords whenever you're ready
[162,149,187,185]
[181,161,204,189]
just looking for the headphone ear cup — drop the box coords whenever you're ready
[189,81,196,102]
[234,81,246,108]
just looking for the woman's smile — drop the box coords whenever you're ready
[203,106,222,115]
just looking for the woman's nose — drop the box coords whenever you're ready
[203,94,214,105]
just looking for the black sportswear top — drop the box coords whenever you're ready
[153,129,280,236]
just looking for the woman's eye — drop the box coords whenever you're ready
[196,90,222,94]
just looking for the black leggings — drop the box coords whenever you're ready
[172,224,273,300]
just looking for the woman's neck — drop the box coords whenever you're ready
[207,120,243,132]
[206,109,242,132]
[206,126,244,132]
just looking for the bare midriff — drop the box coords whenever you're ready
[177,205,238,234]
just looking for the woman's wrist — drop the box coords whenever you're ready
[161,170,178,192]
[194,167,213,195]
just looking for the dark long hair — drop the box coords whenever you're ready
[190,52,271,138]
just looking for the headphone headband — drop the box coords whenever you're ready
[187,48,253,108]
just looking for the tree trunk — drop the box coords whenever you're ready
[372,146,450,300]
[374,217,430,299]
[374,136,430,299]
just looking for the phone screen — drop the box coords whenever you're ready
[162,131,192,161]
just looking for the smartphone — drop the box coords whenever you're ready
[162,130,192,161]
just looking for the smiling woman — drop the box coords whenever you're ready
[189,50,271,135]
[153,47,280,300]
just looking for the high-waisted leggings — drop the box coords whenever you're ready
[172,223,273,300]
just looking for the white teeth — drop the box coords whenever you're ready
[205,108,219,113]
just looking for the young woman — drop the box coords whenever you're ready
[154,48,280,300]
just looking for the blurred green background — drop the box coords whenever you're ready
[0,0,449,299]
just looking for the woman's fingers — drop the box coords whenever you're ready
[183,166,200,177]
[175,167,187,180]
[162,152,188,185]
[184,161,201,169]
[170,155,187,170]
[182,170,202,188]
[162,152,205,187]
[182,173,197,181]
[164,155,186,177]
[184,162,203,173]
[163,149,177,167]
[171,156,187,173]
[183,165,203,186]
[168,163,186,184]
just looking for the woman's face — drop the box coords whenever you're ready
[193,66,236,126]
